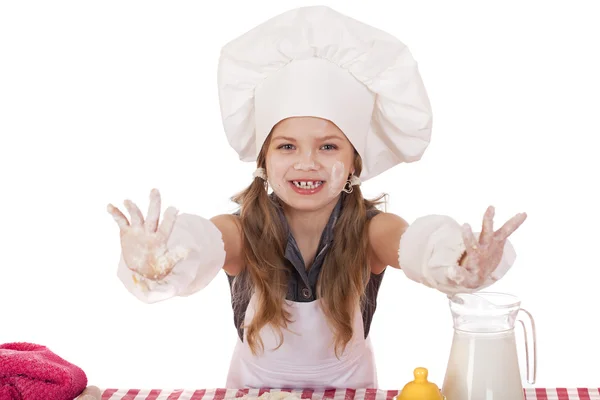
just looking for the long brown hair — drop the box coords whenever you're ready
[231,133,385,357]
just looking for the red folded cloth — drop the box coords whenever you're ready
[0,342,87,400]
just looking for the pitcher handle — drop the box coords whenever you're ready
[517,308,537,384]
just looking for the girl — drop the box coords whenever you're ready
[107,6,526,390]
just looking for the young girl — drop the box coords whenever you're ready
[107,6,526,390]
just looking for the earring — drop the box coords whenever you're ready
[342,180,353,194]
[342,174,361,194]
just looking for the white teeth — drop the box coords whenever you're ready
[292,181,323,189]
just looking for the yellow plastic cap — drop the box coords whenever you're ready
[396,367,444,400]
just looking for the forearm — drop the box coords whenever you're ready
[398,214,516,295]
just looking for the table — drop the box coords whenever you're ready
[100,388,600,400]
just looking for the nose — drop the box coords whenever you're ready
[293,150,319,171]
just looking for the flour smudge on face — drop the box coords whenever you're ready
[328,161,347,197]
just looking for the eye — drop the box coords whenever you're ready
[277,144,295,150]
[321,144,338,151]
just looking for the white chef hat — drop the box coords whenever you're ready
[217,5,433,181]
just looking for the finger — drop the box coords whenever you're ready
[495,212,527,240]
[480,205,495,244]
[124,199,145,227]
[158,206,179,239]
[145,188,161,233]
[107,204,130,230]
[462,223,479,251]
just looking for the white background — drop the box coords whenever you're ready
[1,0,599,392]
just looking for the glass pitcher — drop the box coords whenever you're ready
[441,292,537,400]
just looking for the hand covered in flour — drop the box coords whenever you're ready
[107,189,189,280]
[451,206,527,288]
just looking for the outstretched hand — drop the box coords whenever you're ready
[107,188,189,280]
[454,206,527,288]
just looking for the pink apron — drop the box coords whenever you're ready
[225,293,378,389]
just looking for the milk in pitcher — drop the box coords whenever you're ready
[443,330,524,399]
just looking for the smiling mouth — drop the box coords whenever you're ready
[290,180,325,189]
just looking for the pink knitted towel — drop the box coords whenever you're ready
[0,342,87,400]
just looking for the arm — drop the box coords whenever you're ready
[368,212,409,274]
[399,214,517,295]
[368,212,518,295]
[210,214,244,276]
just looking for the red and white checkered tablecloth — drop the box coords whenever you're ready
[100,388,600,400]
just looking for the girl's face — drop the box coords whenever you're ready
[265,117,356,212]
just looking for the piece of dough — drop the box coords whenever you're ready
[75,385,102,400]
[240,391,305,400]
